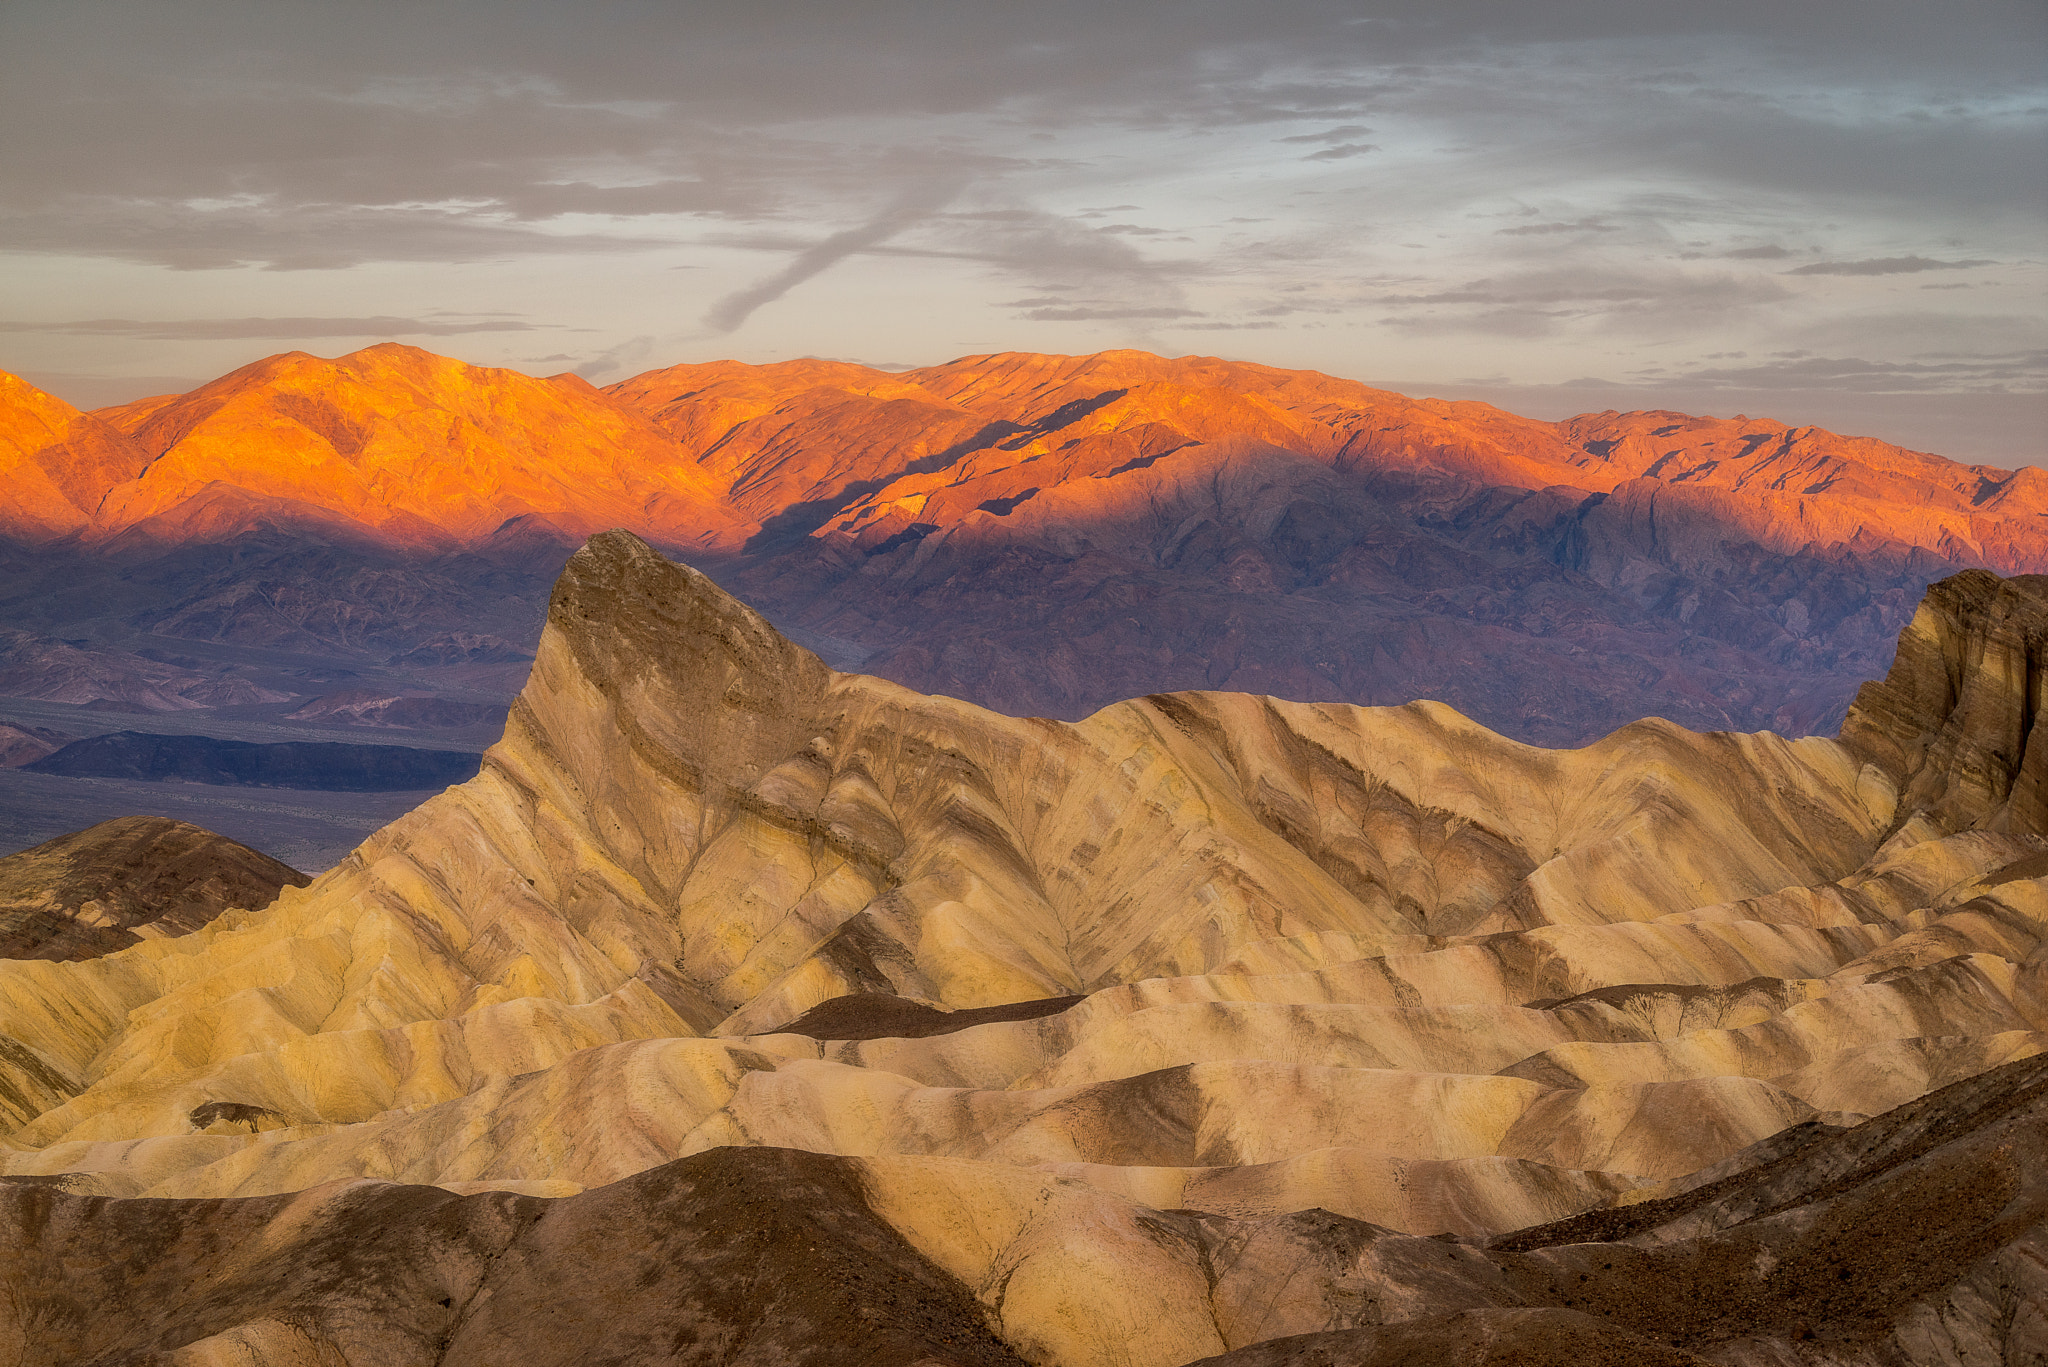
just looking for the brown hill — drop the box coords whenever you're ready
[8,1054,2039,1366]
[0,815,306,962]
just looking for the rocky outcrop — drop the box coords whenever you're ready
[0,815,306,962]
[1841,569,2048,838]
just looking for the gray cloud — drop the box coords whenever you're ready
[1302,143,1380,161]
[1634,348,2048,392]
[1279,124,1374,144]
[1374,267,1790,336]
[0,316,539,340]
[1021,306,1204,321]
[1785,256,1997,276]
[1496,218,1621,235]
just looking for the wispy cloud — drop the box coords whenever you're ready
[0,316,540,340]
[1496,218,1621,236]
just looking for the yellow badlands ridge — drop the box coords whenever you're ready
[3,534,2045,1367]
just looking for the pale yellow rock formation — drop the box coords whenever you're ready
[3,533,2045,1367]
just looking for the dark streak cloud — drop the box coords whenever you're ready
[1496,218,1621,236]
[1302,143,1380,161]
[1785,256,1997,276]
[703,179,965,332]
[1021,307,1203,321]
[1640,348,2048,392]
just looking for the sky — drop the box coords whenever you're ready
[2,1,2043,462]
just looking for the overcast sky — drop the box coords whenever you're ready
[2,1,2042,461]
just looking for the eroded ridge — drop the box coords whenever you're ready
[2,534,2044,1366]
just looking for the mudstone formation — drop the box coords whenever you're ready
[1,533,2044,1365]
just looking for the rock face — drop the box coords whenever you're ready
[1841,568,2048,838]
[0,536,2043,1365]
[4,346,2046,744]
[0,815,306,962]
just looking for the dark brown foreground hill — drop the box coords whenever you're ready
[3,1056,2042,1365]
[0,815,307,961]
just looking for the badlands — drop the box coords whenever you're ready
[2,530,2045,1364]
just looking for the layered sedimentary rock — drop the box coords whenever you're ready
[0,815,306,963]
[1,535,2043,1364]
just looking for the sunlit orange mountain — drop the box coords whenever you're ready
[53,344,742,552]
[3,343,2043,742]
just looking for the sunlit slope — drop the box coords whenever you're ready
[6,343,2040,573]
[15,346,744,550]
[612,347,2048,572]
[1,536,2041,1259]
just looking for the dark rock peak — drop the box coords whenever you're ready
[539,529,832,794]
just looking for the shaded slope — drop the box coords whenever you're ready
[0,1146,1025,1367]
[1193,1052,2048,1365]
[24,731,484,791]
[0,815,306,962]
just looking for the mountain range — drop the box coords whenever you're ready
[5,344,2044,751]
[1,532,2044,1363]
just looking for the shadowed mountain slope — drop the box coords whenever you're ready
[2,347,2044,744]
[23,731,484,792]
[0,535,2043,1364]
